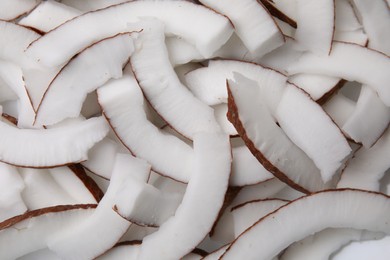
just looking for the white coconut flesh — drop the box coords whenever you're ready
[199,0,285,57]
[166,37,203,66]
[213,104,237,136]
[137,132,231,260]
[0,0,41,21]
[97,243,141,260]
[228,74,328,193]
[221,189,390,259]
[281,227,384,260]
[97,75,194,183]
[288,42,390,106]
[295,0,335,55]
[335,0,362,33]
[275,83,352,182]
[34,33,134,126]
[203,245,230,260]
[337,127,390,191]
[0,204,96,260]
[26,0,234,67]
[323,92,356,127]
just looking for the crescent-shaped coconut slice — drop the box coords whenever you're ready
[0,0,41,21]
[199,0,284,57]
[26,0,233,67]
[0,116,108,168]
[275,84,352,182]
[34,33,134,126]
[137,132,231,259]
[337,127,390,191]
[221,189,390,259]
[287,42,390,106]
[130,19,221,139]
[47,154,150,260]
[227,74,328,193]
[0,204,96,259]
[294,0,335,55]
[97,75,194,183]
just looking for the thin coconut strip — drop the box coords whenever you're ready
[275,84,351,183]
[337,127,390,191]
[0,0,41,21]
[0,116,108,168]
[97,75,194,183]
[131,20,221,139]
[0,204,96,259]
[287,42,390,106]
[281,228,384,260]
[199,0,284,57]
[0,163,26,222]
[47,155,150,260]
[227,74,328,193]
[137,132,231,260]
[26,0,234,67]
[342,86,390,147]
[221,189,390,259]
[34,33,134,126]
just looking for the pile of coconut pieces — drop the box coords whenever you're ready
[0,0,390,259]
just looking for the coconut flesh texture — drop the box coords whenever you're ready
[0,1,389,259]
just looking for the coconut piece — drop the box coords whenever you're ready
[131,19,221,139]
[166,37,203,66]
[342,86,390,147]
[18,248,61,260]
[337,127,390,191]
[120,225,157,242]
[333,235,390,259]
[0,0,41,21]
[228,74,328,193]
[203,245,229,260]
[97,242,141,260]
[335,0,362,32]
[0,204,96,259]
[334,29,368,46]
[35,33,134,126]
[47,155,150,259]
[281,228,384,260]
[259,0,297,28]
[26,0,233,67]
[199,0,284,57]
[149,172,187,196]
[231,199,288,237]
[323,93,356,127]
[294,0,335,55]
[221,189,390,259]
[97,75,194,183]
[137,132,231,259]
[274,185,306,201]
[0,163,26,222]
[213,104,237,136]
[272,0,298,20]
[275,84,351,182]
[19,0,82,33]
[287,42,390,106]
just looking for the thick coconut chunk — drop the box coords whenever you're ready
[288,42,390,106]
[131,20,221,139]
[26,0,233,67]
[221,189,390,259]
[0,0,41,21]
[137,132,231,259]
[275,84,351,182]
[0,116,108,167]
[35,33,134,126]
[199,0,284,57]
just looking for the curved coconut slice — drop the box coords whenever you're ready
[0,204,96,259]
[221,189,390,259]
[288,42,390,106]
[199,0,284,57]
[26,0,233,67]
[231,199,288,237]
[97,75,194,183]
[0,0,41,21]
[337,127,390,191]
[342,86,390,147]
[228,74,328,193]
[35,33,134,126]
[275,84,351,182]
[137,132,231,259]
[281,228,384,260]
[295,0,335,55]
[131,20,221,139]
[0,163,26,222]
[213,104,237,136]
[0,116,108,167]
[19,0,81,33]
[47,154,150,259]
[323,92,356,127]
